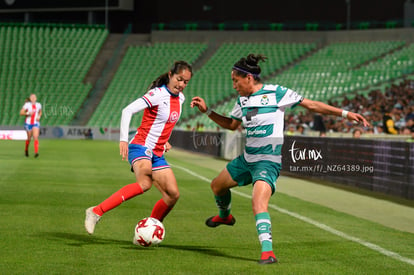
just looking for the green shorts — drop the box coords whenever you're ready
[226,154,281,194]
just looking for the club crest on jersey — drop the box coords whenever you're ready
[145,149,152,157]
[260,95,269,105]
[168,111,179,123]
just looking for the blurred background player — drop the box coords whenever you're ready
[19,94,42,158]
[191,54,369,264]
[85,61,193,236]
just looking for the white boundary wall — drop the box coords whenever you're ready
[0,125,123,141]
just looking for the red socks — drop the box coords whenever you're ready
[150,199,173,222]
[34,140,39,153]
[93,183,143,216]
[92,184,174,222]
[25,140,38,153]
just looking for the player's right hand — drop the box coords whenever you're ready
[119,141,128,161]
[190,96,208,113]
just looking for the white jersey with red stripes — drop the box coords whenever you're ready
[130,85,184,157]
[22,102,42,125]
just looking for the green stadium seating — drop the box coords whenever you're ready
[268,41,406,101]
[0,23,108,126]
[3,24,413,132]
[87,42,208,128]
[181,42,316,121]
[184,40,414,130]
[179,42,316,130]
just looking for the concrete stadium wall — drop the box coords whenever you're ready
[150,28,414,44]
[0,125,119,140]
[3,125,412,199]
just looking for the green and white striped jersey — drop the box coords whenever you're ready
[230,84,303,163]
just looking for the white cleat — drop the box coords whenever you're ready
[85,206,101,235]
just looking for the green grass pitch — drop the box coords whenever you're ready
[0,139,413,274]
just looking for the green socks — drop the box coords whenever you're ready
[214,191,231,218]
[255,212,273,252]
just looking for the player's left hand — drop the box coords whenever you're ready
[164,142,172,153]
[348,112,370,127]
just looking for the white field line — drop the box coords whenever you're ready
[172,163,414,266]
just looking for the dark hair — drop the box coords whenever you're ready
[148,60,193,91]
[232,54,267,81]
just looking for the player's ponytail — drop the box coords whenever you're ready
[232,54,267,81]
[147,61,193,91]
[148,73,169,91]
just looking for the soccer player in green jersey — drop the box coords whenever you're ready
[190,53,369,264]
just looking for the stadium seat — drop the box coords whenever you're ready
[0,23,108,126]
[87,42,208,128]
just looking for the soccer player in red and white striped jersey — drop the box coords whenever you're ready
[85,61,193,236]
[19,94,42,158]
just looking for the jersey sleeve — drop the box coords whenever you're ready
[230,99,242,121]
[141,88,162,108]
[119,97,149,142]
[276,85,303,109]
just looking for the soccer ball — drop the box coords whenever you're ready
[133,217,165,247]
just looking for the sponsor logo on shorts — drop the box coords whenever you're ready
[259,171,268,178]
[145,149,152,157]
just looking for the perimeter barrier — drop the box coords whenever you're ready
[169,130,414,200]
[2,126,413,199]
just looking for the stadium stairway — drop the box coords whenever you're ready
[71,33,151,125]
[179,42,322,130]
[264,42,323,80]
[83,34,125,87]
[70,33,126,125]
[190,39,222,71]
[86,42,208,128]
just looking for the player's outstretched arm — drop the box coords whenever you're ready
[191,96,241,130]
[299,98,370,127]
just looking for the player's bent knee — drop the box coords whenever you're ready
[163,192,179,206]
[210,180,227,195]
[139,178,153,192]
[210,180,218,192]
